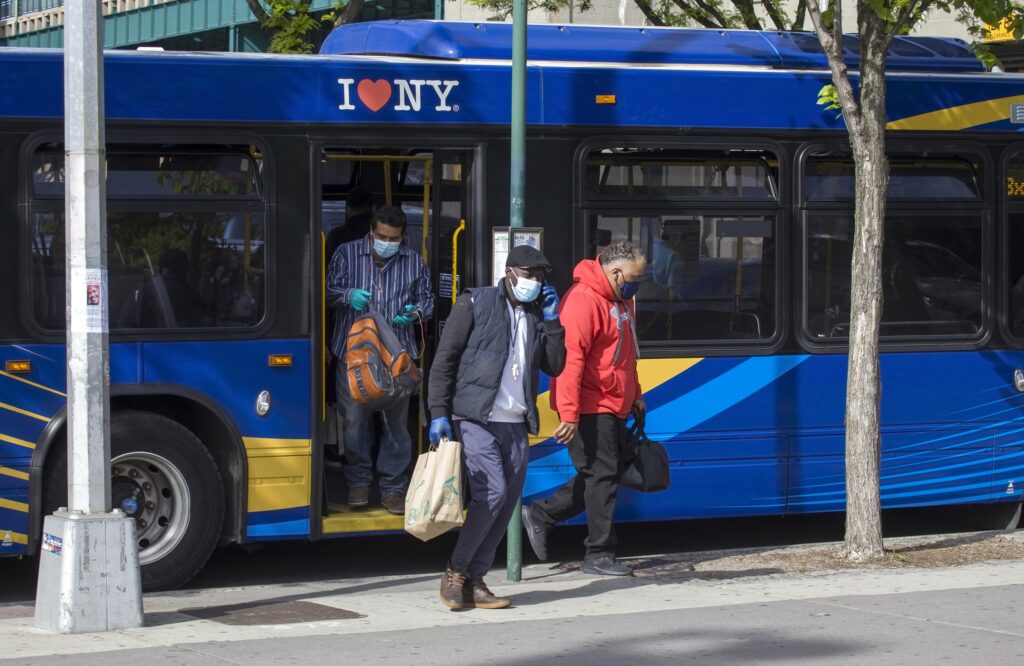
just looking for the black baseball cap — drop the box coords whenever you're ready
[506,244,552,271]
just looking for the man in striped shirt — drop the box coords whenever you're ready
[327,206,434,514]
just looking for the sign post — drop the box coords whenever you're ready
[34,0,143,634]
[505,0,528,583]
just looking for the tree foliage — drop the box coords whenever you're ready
[246,0,343,54]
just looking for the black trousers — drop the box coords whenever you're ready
[532,413,627,557]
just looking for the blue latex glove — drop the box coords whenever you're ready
[429,417,453,444]
[541,285,560,321]
[393,304,418,326]
[349,289,372,312]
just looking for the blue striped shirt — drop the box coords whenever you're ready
[327,235,434,358]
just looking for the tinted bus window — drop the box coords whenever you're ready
[805,214,983,339]
[28,145,267,331]
[586,149,778,200]
[804,158,981,201]
[33,148,261,199]
[591,213,777,341]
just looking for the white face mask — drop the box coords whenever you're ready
[511,275,542,303]
[373,237,400,259]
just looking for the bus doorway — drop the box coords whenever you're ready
[316,148,474,535]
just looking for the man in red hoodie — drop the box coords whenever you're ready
[521,240,647,576]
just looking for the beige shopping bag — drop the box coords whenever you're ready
[404,438,464,541]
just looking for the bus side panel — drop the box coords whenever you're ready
[526,351,1023,522]
[141,339,312,541]
[0,344,67,556]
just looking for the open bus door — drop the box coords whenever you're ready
[316,148,474,535]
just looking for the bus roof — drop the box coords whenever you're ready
[0,21,1016,132]
[320,20,985,73]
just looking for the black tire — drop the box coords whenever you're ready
[43,410,224,590]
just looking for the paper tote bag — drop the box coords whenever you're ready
[621,416,671,493]
[404,438,464,541]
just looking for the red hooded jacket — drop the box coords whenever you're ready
[550,259,642,422]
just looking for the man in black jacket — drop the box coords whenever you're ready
[428,245,566,610]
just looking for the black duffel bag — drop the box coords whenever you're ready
[620,413,670,493]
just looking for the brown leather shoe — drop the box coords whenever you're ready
[381,492,405,515]
[439,565,468,610]
[464,577,511,609]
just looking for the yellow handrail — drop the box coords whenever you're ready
[452,219,466,305]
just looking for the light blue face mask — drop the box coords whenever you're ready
[373,237,401,259]
[511,275,542,303]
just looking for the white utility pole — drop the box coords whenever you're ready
[34,0,143,634]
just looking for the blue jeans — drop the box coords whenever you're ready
[336,364,412,496]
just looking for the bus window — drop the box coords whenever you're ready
[581,145,781,345]
[590,213,776,342]
[805,215,983,339]
[586,148,778,201]
[802,152,985,341]
[27,145,267,331]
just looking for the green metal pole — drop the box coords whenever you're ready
[506,0,526,584]
[435,0,444,20]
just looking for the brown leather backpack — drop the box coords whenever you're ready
[344,311,421,409]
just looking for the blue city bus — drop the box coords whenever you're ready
[2,20,1024,589]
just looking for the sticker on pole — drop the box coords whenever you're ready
[85,268,108,333]
[42,533,62,555]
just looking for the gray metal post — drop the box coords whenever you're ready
[34,0,143,634]
[506,0,527,584]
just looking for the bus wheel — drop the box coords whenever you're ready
[43,411,224,589]
[108,411,224,590]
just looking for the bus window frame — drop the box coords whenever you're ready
[574,137,789,357]
[997,143,1024,347]
[795,140,993,354]
[19,131,277,343]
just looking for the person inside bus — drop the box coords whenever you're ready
[325,186,374,265]
[149,247,200,327]
[522,240,647,577]
[428,244,565,609]
[327,205,434,514]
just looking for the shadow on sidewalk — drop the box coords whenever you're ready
[143,572,439,627]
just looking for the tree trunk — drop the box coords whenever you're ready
[843,10,889,562]
[244,0,270,23]
[334,0,365,27]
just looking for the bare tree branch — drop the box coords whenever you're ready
[731,0,763,29]
[669,0,720,27]
[634,0,670,25]
[762,0,788,31]
[791,0,807,30]
[245,0,270,23]
[805,0,861,135]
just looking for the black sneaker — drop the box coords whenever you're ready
[381,492,405,515]
[581,555,633,576]
[521,504,550,561]
[347,486,370,507]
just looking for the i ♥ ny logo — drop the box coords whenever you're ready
[338,77,460,113]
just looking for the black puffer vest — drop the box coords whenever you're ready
[452,286,544,433]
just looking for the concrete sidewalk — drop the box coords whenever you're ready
[3,536,1024,664]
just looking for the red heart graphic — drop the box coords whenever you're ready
[357,79,392,112]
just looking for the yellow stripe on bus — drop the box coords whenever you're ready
[0,401,51,423]
[0,433,34,450]
[0,466,29,481]
[888,94,1024,131]
[532,357,703,445]
[0,530,28,545]
[0,371,65,397]
[0,497,28,513]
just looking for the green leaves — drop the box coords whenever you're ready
[262,0,343,54]
[817,84,840,112]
